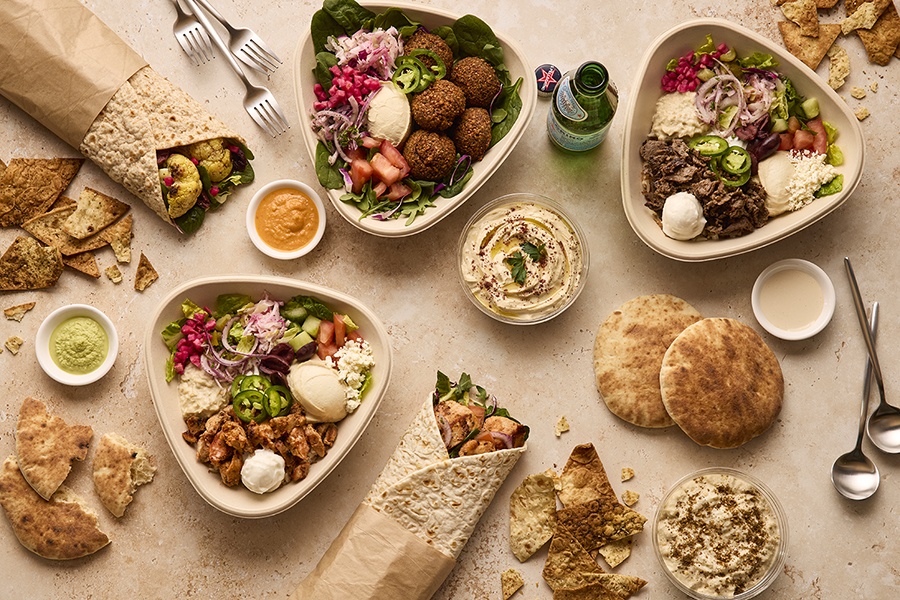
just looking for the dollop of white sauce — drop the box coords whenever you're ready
[240,449,285,494]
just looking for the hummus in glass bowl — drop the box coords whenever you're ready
[653,467,788,599]
[457,193,588,325]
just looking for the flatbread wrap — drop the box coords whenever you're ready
[292,372,528,600]
[0,0,254,234]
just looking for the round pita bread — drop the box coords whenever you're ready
[593,295,702,428]
[0,456,109,560]
[15,397,92,500]
[660,318,784,449]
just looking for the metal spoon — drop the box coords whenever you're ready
[845,257,900,453]
[831,300,879,500]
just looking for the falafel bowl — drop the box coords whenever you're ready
[294,0,536,237]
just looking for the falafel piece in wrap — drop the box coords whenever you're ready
[292,372,528,600]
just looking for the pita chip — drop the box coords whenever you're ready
[543,527,606,591]
[842,1,882,34]
[558,443,617,507]
[826,44,851,90]
[501,569,524,600]
[816,0,840,6]
[100,214,133,263]
[510,472,557,561]
[781,0,819,36]
[105,264,124,284]
[857,2,900,65]
[92,433,157,518]
[15,397,93,500]
[556,495,647,551]
[134,252,159,291]
[0,237,64,291]
[62,187,130,239]
[0,456,109,560]
[21,204,110,256]
[0,158,83,227]
[5,336,23,354]
[4,302,36,322]
[0,158,5,175]
[598,537,633,568]
[63,252,101,278]
[553,577,648,600]
[778,21,842,70]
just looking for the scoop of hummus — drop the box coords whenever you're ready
[177,364,228,419]
[286,359,348,423]
[757,152,794,217]
[366,82,412,146]
[649,92,707,140]
[662,192,706,240]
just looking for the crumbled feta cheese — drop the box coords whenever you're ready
[328,339,375,412]
[786,151,838,211]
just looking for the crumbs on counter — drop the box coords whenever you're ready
[554,415,570,437]
[855,106,871,120]
[5,335,23,354]
[501,568,525,600]
[105,264,123,284]
[622,490,640,507]
[621,467,635,482]
[3,302,35,322]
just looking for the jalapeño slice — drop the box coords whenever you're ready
[264,385,293,418]
[233,389,267,423]
[240,374,270,394]
[688,135,729,157]
[409,48,447,79]
[720,146,752,175]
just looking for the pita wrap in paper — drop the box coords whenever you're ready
[293,395,526,600]
[0,0,247,227]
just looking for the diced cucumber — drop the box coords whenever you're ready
[770,118,788,133]
[288,330,314,351]
[282,304,308,323]
[302,315,322,337]
[800,97,819,119]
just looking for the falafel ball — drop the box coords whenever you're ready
[411,79,466,131]
[450,56,501,108]
[453,107,492,161]
[403,130,457,181]
[404,30,453,77]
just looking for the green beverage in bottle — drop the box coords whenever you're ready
[547,61,618,152]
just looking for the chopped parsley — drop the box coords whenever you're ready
[505,242,546,285]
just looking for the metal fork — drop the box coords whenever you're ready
[181,0,289,136]
[191,0,282,75]
[171,0,214,66]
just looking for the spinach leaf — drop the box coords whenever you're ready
[323,0,376,34]
[311,9,345,53]
[438,168,473,198]
[314,51,339,88]
[452,15,504,67]
[315,142,346,189]
[371,7,420,37]
[432,25,459,57]
[174,206,205,235]
[490,77,523,146]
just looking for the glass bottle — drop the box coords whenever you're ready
[547,61,618,152]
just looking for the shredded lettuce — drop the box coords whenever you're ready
[738,52,778,69]
[815,174,844,197]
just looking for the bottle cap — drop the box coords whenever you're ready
[535,63,562,97]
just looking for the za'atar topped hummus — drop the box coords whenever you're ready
[459,195,586,323]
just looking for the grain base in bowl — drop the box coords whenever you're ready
[457,194,588,325]
[653,468,788,599]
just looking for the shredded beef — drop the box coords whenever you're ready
[640,139,769,239]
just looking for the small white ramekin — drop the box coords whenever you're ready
[246,179,326,259]
[35,304,118,386]
[751,258,836,341]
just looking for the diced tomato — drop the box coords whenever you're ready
[347,330,364,342]
[317,319,335,345]
[316,342,339,361]
[379,139,411,177]
[793,129,815,151]
[346,147,367,161]
[787,116,801,133]
[386,181,412,201]
[349,158,373,194]
[361,136,381,149]
[370,152,402,186]
[778,133,794,151]
[333,314,346,348]
[806,118,828,155]
[372,181,388,197]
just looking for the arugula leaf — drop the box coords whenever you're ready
[456,373,473,398]
[505,251,527,285]
[435,371,452,397]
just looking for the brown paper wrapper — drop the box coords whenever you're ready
[293,397,525,598]
[0,0,146,148]
[290,505,456,600]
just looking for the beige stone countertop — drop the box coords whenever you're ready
[1,0,898,598]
